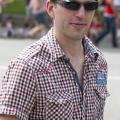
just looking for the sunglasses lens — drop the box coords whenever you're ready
[85,2,98,11]
[63,1,80,10]
[57,1,98,11]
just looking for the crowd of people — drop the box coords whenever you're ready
[0,0,51,38]
[0,0,120,48]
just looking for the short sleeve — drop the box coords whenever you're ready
[0,60,37,120]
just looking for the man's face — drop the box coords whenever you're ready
[47,0,98,40]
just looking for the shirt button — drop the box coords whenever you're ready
[58,98,64,103]
[73,72,76,75]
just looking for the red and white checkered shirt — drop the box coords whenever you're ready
[0,28,109,120]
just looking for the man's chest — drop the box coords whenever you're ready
[33,60,109,119]
[37,59,101,91]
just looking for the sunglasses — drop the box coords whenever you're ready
[55,0,99,11]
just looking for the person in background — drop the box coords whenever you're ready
[27,0,48,38]
[0,0,109,119]
[89,14,103,39]
[94,0,119,48]
[5,16,15,37]
[0,0,14,24]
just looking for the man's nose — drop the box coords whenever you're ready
[75,5,86,18]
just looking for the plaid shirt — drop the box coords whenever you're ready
[0,28,109,120]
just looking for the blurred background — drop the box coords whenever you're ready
[0,0,120,120]
[0,0,52,38]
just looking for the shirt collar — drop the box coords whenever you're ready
[83,36,100,62]
[45,28,99,62]
[44,28,65,62]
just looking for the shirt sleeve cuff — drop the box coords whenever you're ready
[0,105,29,120]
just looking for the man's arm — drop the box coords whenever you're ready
[0,115,19,120]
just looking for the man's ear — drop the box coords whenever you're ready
[46,1,55,19]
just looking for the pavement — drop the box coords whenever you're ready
[0,37,120,120]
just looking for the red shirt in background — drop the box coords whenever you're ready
[104,0,115,16]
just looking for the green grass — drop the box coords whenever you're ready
[3,0,26,15]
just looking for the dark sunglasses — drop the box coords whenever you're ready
[55,0,99,11]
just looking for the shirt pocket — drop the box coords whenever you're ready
[93,85,110,118]
[94,85,110,100]
[45,91,73,120]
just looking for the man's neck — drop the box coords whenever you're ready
[57,37,84,58]
[57,38,85,83]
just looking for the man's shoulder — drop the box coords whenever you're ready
[90,42,108,69]
[85,37,107,64]
[11,37,52,70]
[20,38,50,58]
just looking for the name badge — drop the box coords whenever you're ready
[96,72,107,85]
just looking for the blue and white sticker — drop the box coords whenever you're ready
[96,72,107,85]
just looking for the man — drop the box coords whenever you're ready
[0,0,109,119]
